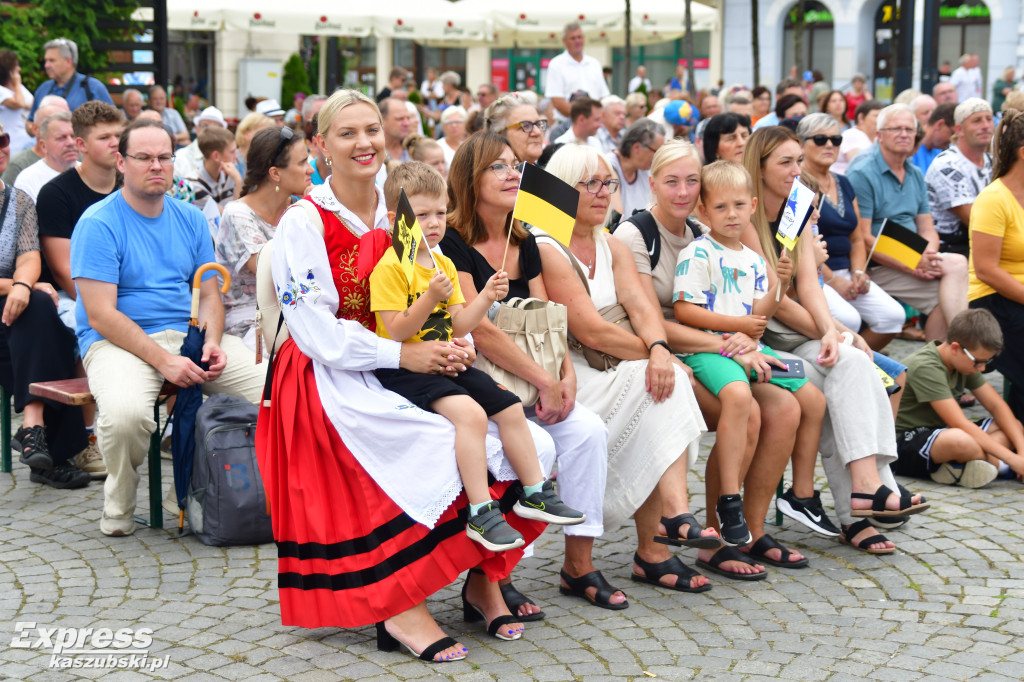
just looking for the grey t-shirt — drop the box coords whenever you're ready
[614,213,703,318]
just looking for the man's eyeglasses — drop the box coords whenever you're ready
[488,161,523,181]
[125,153,175,166]
[962,345,996,368]
[810,134,843,147]
[506,119,548,134]
[577,178,620,195]
[879,127,915,136]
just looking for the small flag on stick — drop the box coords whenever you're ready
[513,162,579,247]
[392,188,435,287]
[868,218,929,271]
[775,177,816,252]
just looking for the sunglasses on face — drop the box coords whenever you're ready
[0,132,8,149]
[810,134,843,147]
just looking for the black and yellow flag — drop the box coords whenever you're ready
[869,219,929,271]
[513,162,579,247]
[392,188,427,288]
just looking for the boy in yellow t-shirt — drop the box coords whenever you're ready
[370,163,584,553]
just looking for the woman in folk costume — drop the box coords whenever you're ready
[256,89,552,662]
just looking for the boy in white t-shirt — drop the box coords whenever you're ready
[674,161,828,550]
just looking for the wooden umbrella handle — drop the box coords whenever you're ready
[190,262,231,320]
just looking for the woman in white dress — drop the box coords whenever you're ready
[535,143,720,598]
[0,51,33,153]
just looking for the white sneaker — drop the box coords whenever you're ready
[74,436,107,479]
[100,513,135,537]
[930,460,998,488]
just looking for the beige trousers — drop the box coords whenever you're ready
[83,330,264,522]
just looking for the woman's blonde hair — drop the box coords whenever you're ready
[742,126,802,270]
[234,112,274,149]
[403,133,443,162]
[317,89,380,139]
[545,143,615,231]
[647,138,701,212]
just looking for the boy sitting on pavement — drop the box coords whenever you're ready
[895,309,1024,486]
[369,162,584,552]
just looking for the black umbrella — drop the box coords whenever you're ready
[172,262,231,534]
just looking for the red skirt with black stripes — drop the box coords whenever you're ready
[255,338,545,629]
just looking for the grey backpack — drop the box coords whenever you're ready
[186,393,273,546]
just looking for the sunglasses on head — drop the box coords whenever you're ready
[810,134,843,147]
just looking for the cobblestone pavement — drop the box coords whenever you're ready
[1,340,1023,681]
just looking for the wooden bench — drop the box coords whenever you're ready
[28,377,177,530]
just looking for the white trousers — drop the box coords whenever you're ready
[824,270,906,334]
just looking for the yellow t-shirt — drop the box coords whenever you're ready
[969,179,1024,301]
[370,246,465,342]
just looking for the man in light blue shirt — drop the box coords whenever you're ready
[27,38,113,121]
[72,118,263,537]
[847,104,968,342]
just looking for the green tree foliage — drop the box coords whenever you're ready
[0,0,141,91]
[281,53,310,111]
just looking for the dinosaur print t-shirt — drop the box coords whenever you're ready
[672,234,768,322]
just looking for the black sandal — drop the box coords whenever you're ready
[851,484,930,518]
[695,546,767,581]
[558,569,629,610]
[744,534,809,569]
[840,519,895,555]
[653,513,722,550]
[461,570,523,641]
[375,622,467,662]
[499,581,546,622]
[630,552,711,593]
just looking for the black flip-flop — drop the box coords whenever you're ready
[559,569,629,610]
[744,534,809,569]
[695,546,767,581]
[653,512,723,550]
[499,581,546,622]
[630,552,711,593]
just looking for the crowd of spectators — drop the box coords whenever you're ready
[3,27,1023,664]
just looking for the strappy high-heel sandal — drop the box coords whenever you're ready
[375,622,467,662]
[461,569,523,641]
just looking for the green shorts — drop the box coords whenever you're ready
[684,345,808,396]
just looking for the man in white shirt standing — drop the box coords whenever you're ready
[950,54,982,103]
[545,22,610,126]
[14,110,78,201]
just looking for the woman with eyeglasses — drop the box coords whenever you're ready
[969,108,1024,421]
[536,143,719,601]
[483,94,547,165]
[0,122,89,489]
[442,131,615,616]
[741,127,928,555]
[607,118,664,221]
[215,126,312,349]
[258,92,547,662]
[797,114,905,353]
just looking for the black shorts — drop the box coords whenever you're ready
[894,417,992,478]
[374,366,521,416]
